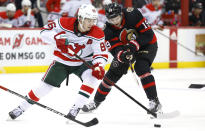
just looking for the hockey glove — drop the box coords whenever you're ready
[125,40,140,53]
[92,63,105,80]
[117,50,134,63]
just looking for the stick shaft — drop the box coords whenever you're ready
[155,29,198,55]
[0,85,96,127]
[73,54,157,117]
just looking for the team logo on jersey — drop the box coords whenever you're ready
[119,28,138,44]
[86,39,93,45]
[112,60,119,68]
[67,42,85,57]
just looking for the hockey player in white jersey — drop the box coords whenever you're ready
[8,4,108,120]
[139,0,164,30]
[0,3,18,28]
[15,0,36,27]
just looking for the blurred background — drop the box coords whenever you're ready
[0,0,205,73]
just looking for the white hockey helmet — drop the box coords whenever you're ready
[60,0,66,4]
[78,4,98,20]
[21,0,31,6]
[103,0,112,5]
[6,3,16,12]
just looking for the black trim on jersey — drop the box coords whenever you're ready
[104,7,156,56]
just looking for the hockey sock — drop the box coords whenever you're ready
[139,72,158,100]
[19,81,53,111]
[94,79,112,103]
[75,84,94,108]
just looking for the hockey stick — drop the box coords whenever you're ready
[129,62,140,86]
[70,50,180,119]
[69,51,157,118]
[0,85,98,127]
[154,29,203,56]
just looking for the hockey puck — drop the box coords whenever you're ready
[154,124,161,128]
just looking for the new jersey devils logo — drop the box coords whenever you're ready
[12,34,24,49]
[67,42,85,56]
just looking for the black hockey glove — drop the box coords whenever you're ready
[117,50,134,63]
[125,40,140,53]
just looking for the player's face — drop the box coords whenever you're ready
[108,15,122,27]
[81,18,97,32]
[22,5,31,14]
[7,11,15,18]
[152,0,161,8]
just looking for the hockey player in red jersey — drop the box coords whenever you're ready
[8,4,108,120]
[82,2,162,113]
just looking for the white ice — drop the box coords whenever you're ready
[0,68,205,131]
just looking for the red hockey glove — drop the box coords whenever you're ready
[117,50,134,63]
[92,63,105,80]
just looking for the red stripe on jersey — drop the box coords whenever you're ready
[0,12,8,19]
[148,34,157,44]
[102,80,111,89]
[143,82,155,89]
[139,72,151,79]
[54,50,81,62]
[135,18,146,28]
[42,61,56,81]
[97,88,109,95]
[28,90,40,101]
[93,54,108,59]
[109,42,124,51]
[110,37,119,42]
[80,85,94,94]
[139,26,151,33]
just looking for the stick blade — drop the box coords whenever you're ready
[188,84,205,89]
[156,110,180,119]
[84,118,99,127]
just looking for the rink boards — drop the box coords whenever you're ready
[0,27,205,73]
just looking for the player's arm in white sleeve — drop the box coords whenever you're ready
[40,19,59,45]
[91,38,108,67]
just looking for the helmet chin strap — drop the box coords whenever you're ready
[78,18,87,32]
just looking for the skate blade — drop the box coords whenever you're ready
[6,115,14,121]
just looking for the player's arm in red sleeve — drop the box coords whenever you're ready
[46,0,54,12]
[134,9,157,46]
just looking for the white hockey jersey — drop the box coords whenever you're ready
[41,17,108,67]
[15,9,35,28]
[0,11,18,27]
[139,4,163,27]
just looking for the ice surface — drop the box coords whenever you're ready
[0,68,205,131]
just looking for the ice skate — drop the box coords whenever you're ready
[148,98,162,113]
[66,105,81,120]
[82,100,100,112]
[8,106,24,120]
